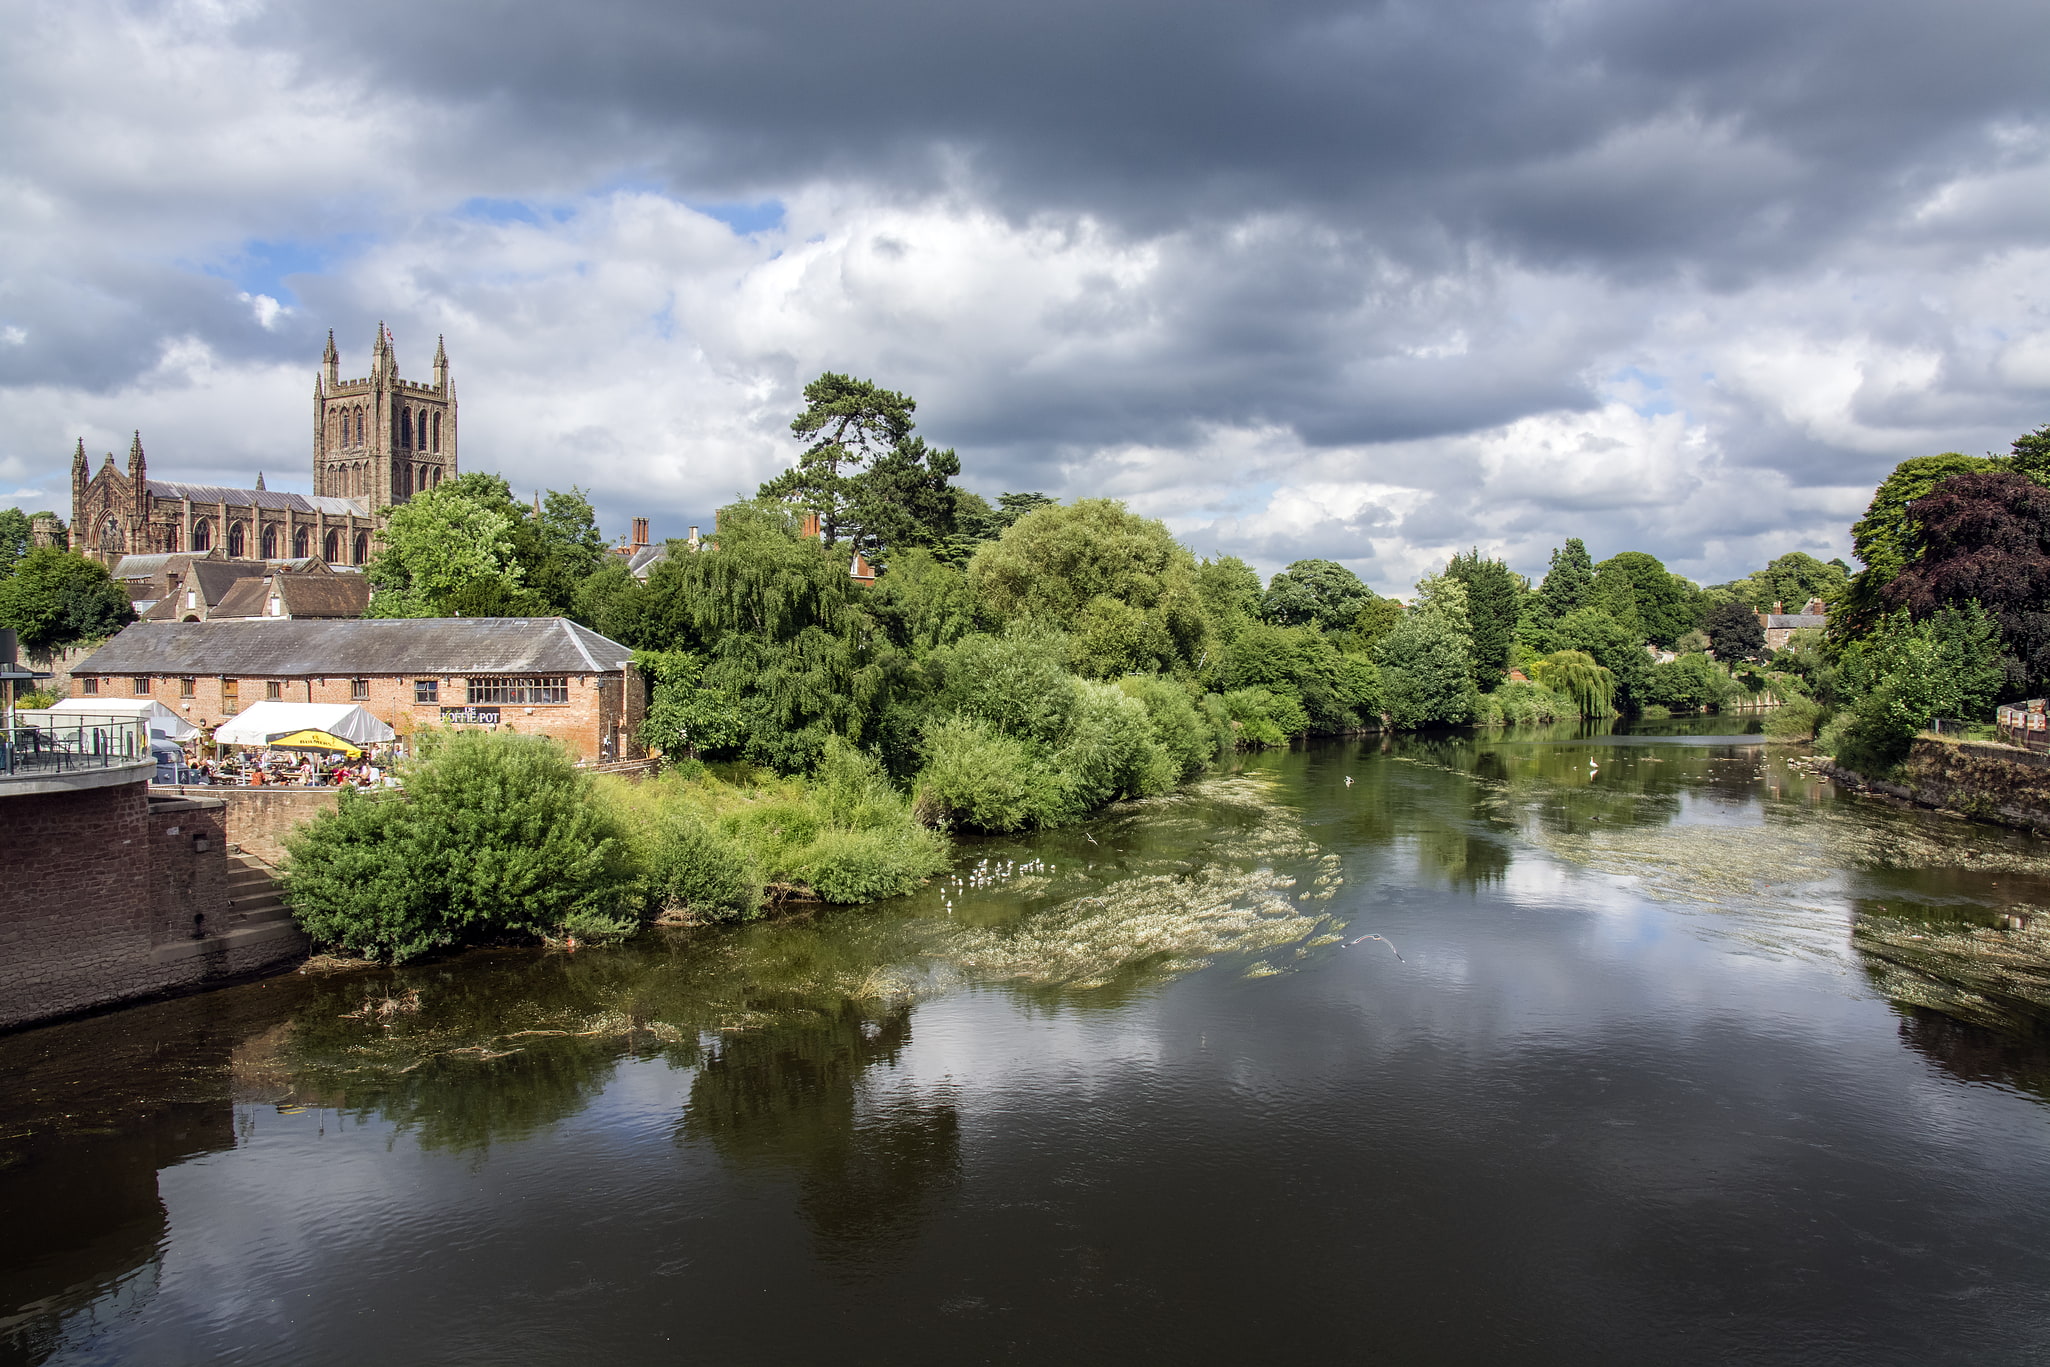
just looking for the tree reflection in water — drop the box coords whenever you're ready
[679,1000,961,1270]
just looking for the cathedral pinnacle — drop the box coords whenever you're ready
[256,471,266,491]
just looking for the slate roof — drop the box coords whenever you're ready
[210,574,370,620]
[1763,614,1828,630]
[73,618,634,676]
[626,543,669,581]
[145,481,369,518]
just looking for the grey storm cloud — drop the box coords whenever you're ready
[1,0,2046,586]
[257,0,2047,270]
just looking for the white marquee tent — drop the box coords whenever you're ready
[211,702,397,748]
[33,697,200,742]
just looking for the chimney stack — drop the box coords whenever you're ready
[631,517,649,550]
[800,511,821,540]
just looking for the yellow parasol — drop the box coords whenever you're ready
[265,729,365,757]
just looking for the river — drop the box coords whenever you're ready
[5,718,2050,1365]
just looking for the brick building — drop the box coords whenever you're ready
[66,325,454,569]
[68,618,644,763]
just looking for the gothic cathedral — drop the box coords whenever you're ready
[68,325,459,569]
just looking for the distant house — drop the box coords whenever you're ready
[116,552,368,623]
[1758,597,1828,651]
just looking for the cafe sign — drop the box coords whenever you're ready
[440,705,501,725]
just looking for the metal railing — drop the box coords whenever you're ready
[1,712,151,780]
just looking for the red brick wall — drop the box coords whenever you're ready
[75,669,643,762]
[0,781,304,1031]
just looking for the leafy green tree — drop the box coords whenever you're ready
[283,731,643,961]
[2008,422,2050,485]
[0,548,133,653]
[1553,606,1650,709]
[968,499,1205,674]
[844,435,963,563]
[365,478,533,618]
[1828,607,2006,768]
[1194,555,1265,631]
[863,548,980,655]
[1591,551,1699,646]
[1725,552,1849,615]
[1346,595,1406,653]
[760,372,917,545]
[1703,599,1765,661]
[527,487,611,611]
[1376,579,1473,728]
[1261,559,1372,630]
[995,491,1057,525]
[634,501,886,772]
[1443,549,1523,688]
[0,508,36,573]
[1204,620,1380,733]
[1532,538,1594,628]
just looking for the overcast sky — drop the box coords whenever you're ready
[1,0,2045,592]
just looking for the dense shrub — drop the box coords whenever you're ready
[1471,679,1574,726]
[285,732,643,961]
[1116,675,1217,778]
[914,714,1057,832]
[1530,650,1616,718]
[1222,688,1311,748]
[643,813,762,920]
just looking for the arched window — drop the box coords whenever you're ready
[98,518,124,554]
[324,529,340,563]
[228,522,246,558]
[293,526,310,559]
[192,519,211,553]
[164,526,180,553]
[261,525,278,559]
[432,465,443,487]
[353,532,370,565]
[417,464,428,494]
[432,411,441,452]
[400,408,413,450]
[354,408,364,445]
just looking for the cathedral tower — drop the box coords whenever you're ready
[312,325,458,503]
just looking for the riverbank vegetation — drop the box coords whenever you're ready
[284,729,952,959]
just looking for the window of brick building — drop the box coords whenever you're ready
[351,679,370,701]
[80,676,98,695]
[467,676,570,705]
[413,679,439,704]
[133,677,150,695]
[266,681,282,701]
[180,677,196,698]
[221,679,238,715]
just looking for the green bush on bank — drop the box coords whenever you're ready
[284,731,643,961]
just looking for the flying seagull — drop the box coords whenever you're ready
[1347,934,1404,962]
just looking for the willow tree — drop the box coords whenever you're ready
[1531,650,1615,719]
[636,501,891,771]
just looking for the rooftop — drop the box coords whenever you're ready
[146,481,369,518]
[73,617,634,677]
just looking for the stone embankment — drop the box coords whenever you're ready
[1819,736,2050,832]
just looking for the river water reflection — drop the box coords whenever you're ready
[7,718,2050,1364]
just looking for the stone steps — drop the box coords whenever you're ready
[224,854,292,930]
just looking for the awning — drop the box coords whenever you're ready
[36,697,200,742]
[266,729,365,757]
[213,702,396,747]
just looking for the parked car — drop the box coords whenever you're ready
[152,741,196,786]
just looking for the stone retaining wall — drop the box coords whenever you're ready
[1,781,307,1031]
[1823,736,2050,832]
[149,785,340,864]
